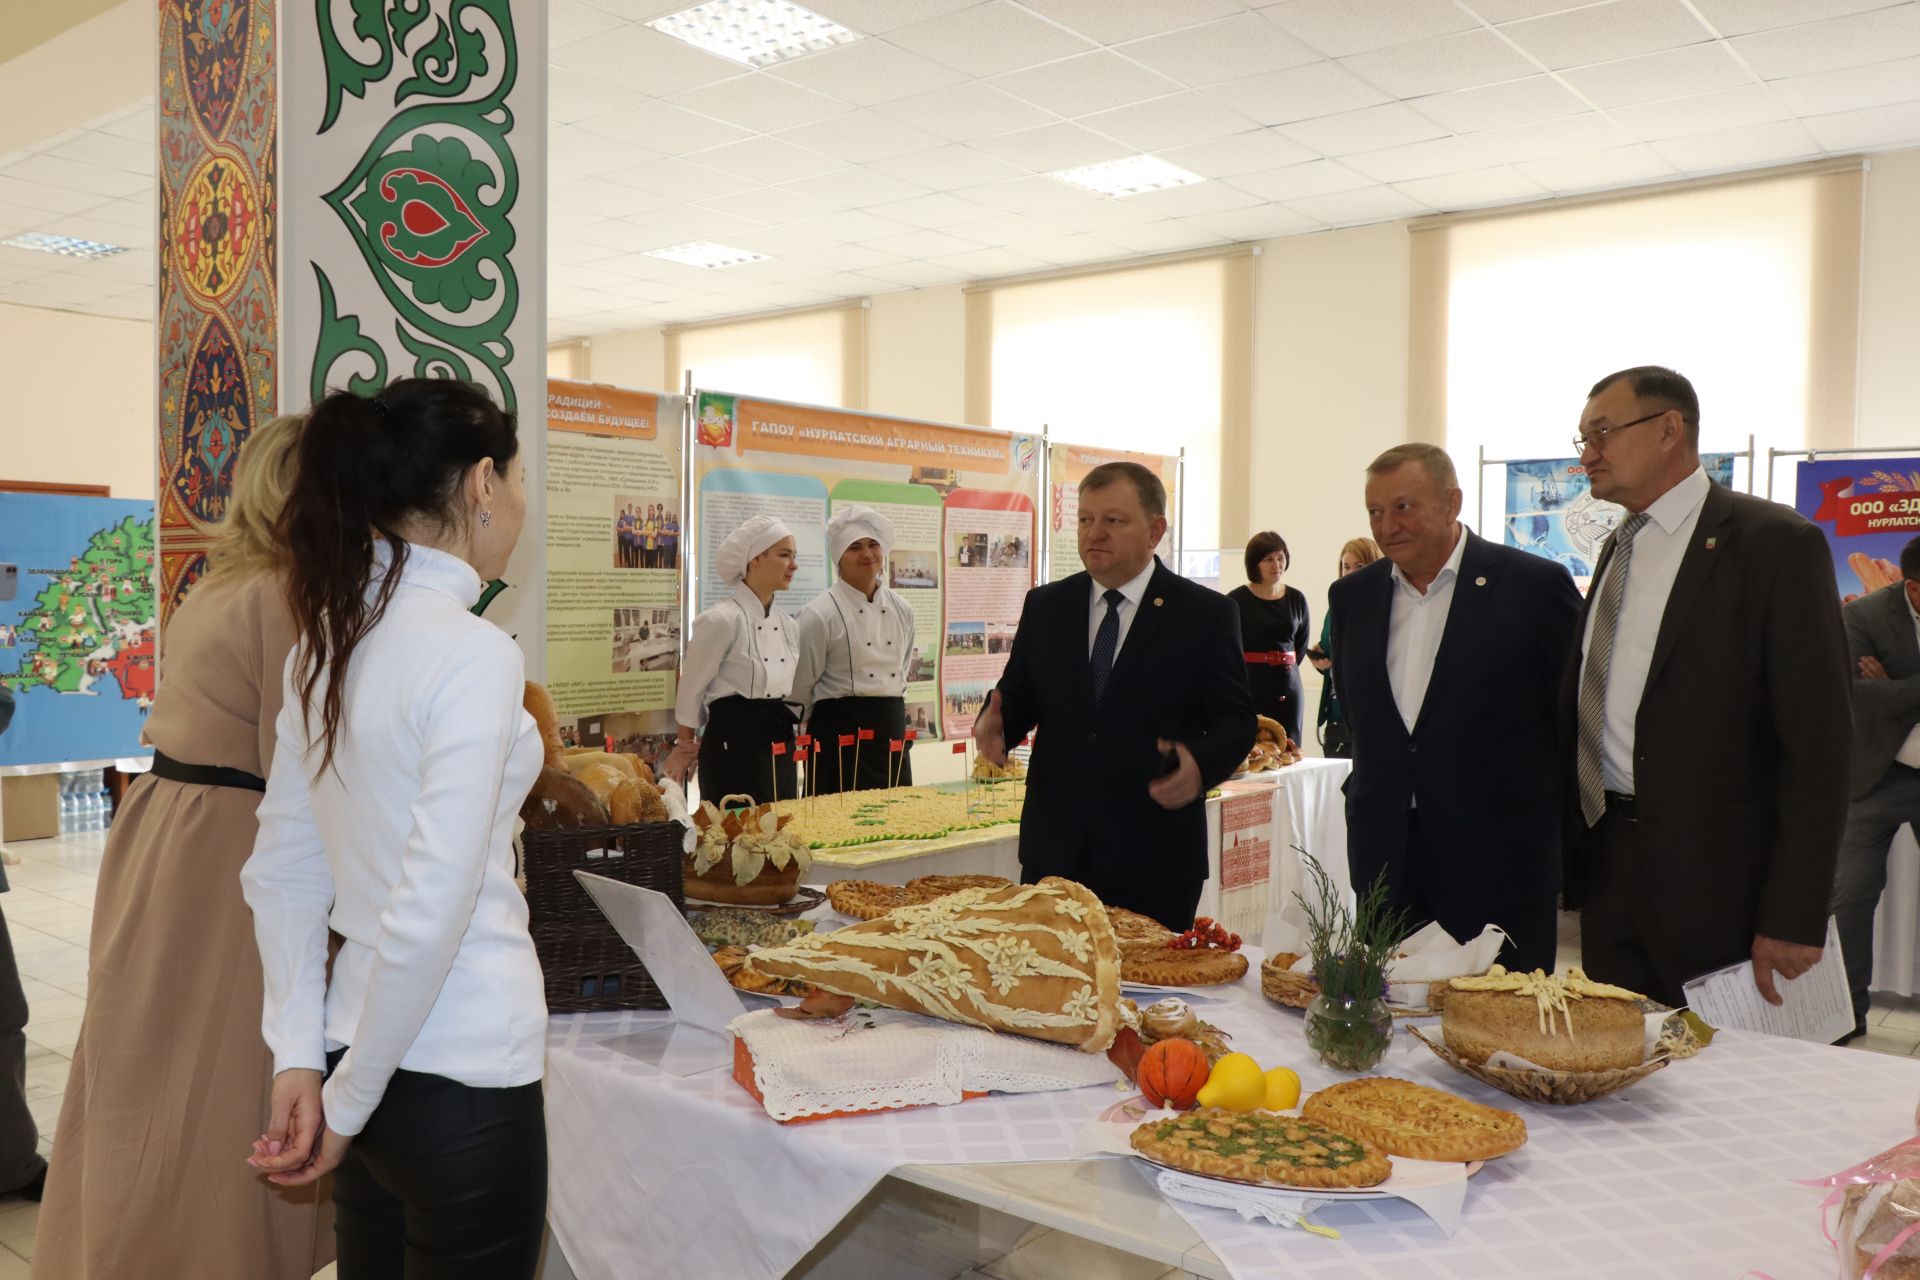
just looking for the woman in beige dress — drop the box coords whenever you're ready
[34,414,332,1279]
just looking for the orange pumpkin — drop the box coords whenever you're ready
[1138,1037,1210,1110]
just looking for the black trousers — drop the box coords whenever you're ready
[1830,765,1920,1033]
[1377,809,1556,975]
[698,694,798,806]
[807,695,911,792]
[327,1050,547,1280]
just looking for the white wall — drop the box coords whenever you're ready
[867,286,965,425]
[0,302,153,499]
[1856,148,1920,450]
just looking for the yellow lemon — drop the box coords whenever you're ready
[1263,1066,1301,1112]
[1193,1052,1266,1112]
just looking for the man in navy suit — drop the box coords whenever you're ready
[1330,444,1582,971]
[975,462,1255,930]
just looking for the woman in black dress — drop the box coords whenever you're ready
[1227,531,1310,745]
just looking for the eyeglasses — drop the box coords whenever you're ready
[1572,410,1667,454]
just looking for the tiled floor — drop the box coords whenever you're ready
[0,831,1914,1279]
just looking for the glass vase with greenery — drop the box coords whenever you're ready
[1294,852,1411,1073]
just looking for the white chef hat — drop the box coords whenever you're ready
[828,504,895,563]
[713,514,793,584]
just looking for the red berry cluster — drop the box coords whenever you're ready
[1166,916,1241,951]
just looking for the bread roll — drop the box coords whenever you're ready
[573,761,629,806]
[563,751,638,783]
[620,752,655,786]
[519,766,608,830]
[608,778,644,824]
[523,683,565,769]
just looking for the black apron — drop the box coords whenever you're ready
[698,694,798,806]
[807,695,910,793]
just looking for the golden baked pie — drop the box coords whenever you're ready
[1122,949,1249,987]
[1442,966,1645,1073]
[1108,907,1178,960]
[906,874,1013,899]
[1300,1077,1526,1162]
[748,878,1122,1051]
[1130,1108,1390,1189]
[711,946,811,998]
[825,879,932,920]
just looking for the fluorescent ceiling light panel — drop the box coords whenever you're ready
[1,232,129,260]
[1051,154,1204,198]
[644,241,770,268]
[647,1,860,68]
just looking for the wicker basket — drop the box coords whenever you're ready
[523,820,687,1013]
[1260,953,1447,1018]
[1407,1023,1671,1105]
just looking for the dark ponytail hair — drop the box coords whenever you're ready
[279,378,519,772]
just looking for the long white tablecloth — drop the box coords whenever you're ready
[544,941,1919,1280]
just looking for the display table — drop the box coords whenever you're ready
[543,945,1918,1280]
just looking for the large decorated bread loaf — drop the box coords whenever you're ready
[746,877,1122,1051]
[686,796,811,905]
[1440,966,1645,1073]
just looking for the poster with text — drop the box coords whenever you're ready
[0,494,157,767]
[694,391,1039,740]
[1503,452,1737,592]
[545,380,686,772]
[1795,457,1920,601]
[1048,444,1179,583]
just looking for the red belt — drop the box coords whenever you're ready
[1244,650,1295,667]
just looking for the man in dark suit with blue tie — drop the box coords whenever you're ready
[975,462,1255,930]
[1330,444,1583,972]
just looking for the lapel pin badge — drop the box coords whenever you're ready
[1474,576,1487,587]
[1705,537,1719,550]
[1153,597,1164,607]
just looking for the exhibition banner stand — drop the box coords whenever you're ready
[691,388,1042,741]
[1045,442,1182,584]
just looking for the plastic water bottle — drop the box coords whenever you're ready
[97,772,114,830]
[79,771,101,832]
[56,774,76,834]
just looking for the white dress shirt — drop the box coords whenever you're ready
[243,543,546,1138]
[675,583,799,729]
[792,578,916,712]
[1087,558,1158,657]
[1581,466,1711,793]
[1386,523,1467,733]
[1895,592,1920,769]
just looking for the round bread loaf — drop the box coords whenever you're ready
[1440,987,1644,1072]
[684,856,801,906]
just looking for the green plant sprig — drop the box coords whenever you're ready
[1291,848,1413,1003]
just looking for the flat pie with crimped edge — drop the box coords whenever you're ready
[825,879,932,920]
[1300,1077,1526,1162]
[711,946,811,998]
[1130,1108,1391,1189]
[906,873,1012,899]
[1107,906,1177,959]
[1122,949,1249,987]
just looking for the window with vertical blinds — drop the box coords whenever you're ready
[978,255,1247,550]
[1409,165,1863,480]
[668,304,864,408]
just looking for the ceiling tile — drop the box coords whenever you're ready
[668,74,852,134]
[1500,0,1715,70]
[727,223,843,256]
[990,52,1184,118]
[807,243,910,271]
[548,236,626,267]
[1158,129,1318,178]
[548,71,650,125]
[575,99,751,153]
[553,177,678,219]
[1407,75,1588,134]
[549,126,660,180]
[44,131,153,177]
[698,186,841,225]
[47,214,154,252]
[692,136,845,184]
[1180,204,1320,239]
[927,246,1054,277]
[0,203,56,236]
[1013,233,1132,265]
[867,144,1031,189]
[1612,85,1792,140]
[969,122,1132,172]
[74,198,153,233]
[876,82,1056,143]
[768,39,968,106]
[780,166,933,206]
[1111,180,1263,218]
[857,258,974,286]
[776,110,949,163]
[728,282,843,307]
[633,203,767,239]
[1768,55,1920,117]
[604,156,762,199]
[786,209,923,243]
[1204,61,1391,126]
[1391,165,1549,209]
[1515,143,1678,190]
[566,218,685,253]
[549,24,740,95]
[1035,196,1169,231]
[1230,158,1375,201]
[1462,0,1596,20]
[714,258,821,284]
[1339,31,1538,98]
[1027,0,1245,43]
[551,0,629,48]
[865,191,1004,229]
[801,0,982,34]
[1730,4,1920,78]
[786,270,894,296]
[1277,102,1448,156]
[1285,184,1428,225]
[1342,134,1499,183]
[940,212,1068,247]
[1096,220,1231,253]
[0,154,148,199]
[957,175,1111,213]
[865,227,993,258]
[1651,119,1823,172]
[1556,43,1755,108]
[1689,0,1902,39]
[885,2,1096,78]
[1802,98,1920,150]
[1471,112,1634,162]
[1265,0,1479,57]
[1077,95,1263,152]
[1117,13,1320,87]
[98,107,155,145]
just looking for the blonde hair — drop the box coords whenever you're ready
[1340,537,1382,570]
[208,413,306,580]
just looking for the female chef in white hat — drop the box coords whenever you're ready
[793,504,918,792]
[663,514,799,803]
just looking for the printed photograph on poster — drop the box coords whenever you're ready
[610,606,678,674]
[1504,512,1596,579]
[953,532,990,568]
[1795,457,1920,600]
[945,680,989,720]
[564,708,679,779]
[890,549,937,588]
[987,622,1017,655]
[612,497,680,570]
[907,701,936,734]
[906,648,935,682]
[945,621,985,656]
[1502,452,1737,591]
